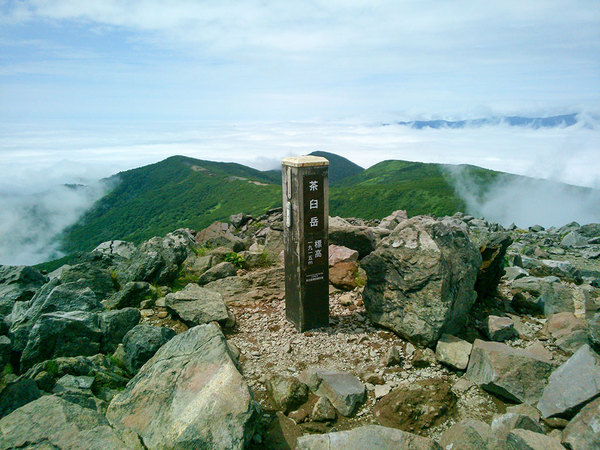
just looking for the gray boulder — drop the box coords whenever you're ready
[439,419,491,450]
[561,230,589,248]
[196,221,244,251]
[466,339,553,404]
[102,281,152,310]
[530,259,582,283]
[93,240,136,259]
[0,265,47,315]
[474,232,513,298]
[562,396,600,450]
[0,378,42,419]
[58,262,117,300]
[121,324,175,374]
[99,308,141,353]
[198,261,237,285]
[296,425,441,449]
[119,229,196,284]
[506,429,564,450]
[329,216,377,259]
[311,396,336,421]
[580,223,600,238]
[362,216,481,346]
[378,209,408,231]
[491,412,543,442]
[537,344,600,418]
[0,395,143,449]
[435,334,472,370]
[20,311,102,371]
[299,368,365,417]
[107,323,259,449]
[504,266,529,281]
[229,213,251,228]
[265,374,309,413]
[165,283,229,326]
[9,279,103,353]
[24,354,130,393]
[543,312,588,354]
[540,280,575,317]
[486,315,518,342]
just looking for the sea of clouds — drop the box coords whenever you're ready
[1,117,599,265]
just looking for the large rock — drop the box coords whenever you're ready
[540,280,575,317]
[9,279,103,353]
[0,395,143,449]
[99,308,141,353]
[121,324,175,374]
[0,378,42,419]
[196,221,244,251]
[362,216,481,346]
[20,311,102,370]
[24,354,130,393]
[466,339,553,404]
[530,259,582,283]
[197,261,237,285]
[0,265,47,315]
[58,262,117,300]
[93,240,136,259]
[490,411,543,442]
[537,344,600,418]
[119,229,196,284]
[296,425,441,450]
[562,396,600,450]
[378,210,408,231]
[329,216,377,259]
[439,419,491,450]
[486,315,518,342]
[435,334,472,370]
[265,374,309,413]
[561,230,589,248]
[107,323,259,449]
[329,261,360,290]
[474,232,512,298]
[299,368,365,417]
[103,281,152,310]
[543,312,588,354]
[374,378,457,433]
[506,429,564,450]
[165,283,229,326]
[328,244,359,266]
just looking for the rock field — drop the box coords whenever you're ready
[0,208,599,449]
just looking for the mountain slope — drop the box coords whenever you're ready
[308,150,364,183]
[58,153,597,256]
[60,156,282,252]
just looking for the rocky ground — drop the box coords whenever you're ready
[0,208,599,449]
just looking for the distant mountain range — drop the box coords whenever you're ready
[391,113,580,129]
[55,151,596,258]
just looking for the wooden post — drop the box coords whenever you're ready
[282,156,329,332]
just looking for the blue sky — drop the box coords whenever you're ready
[1,0,599,123]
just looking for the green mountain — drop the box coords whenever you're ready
[57,153,595,256]
[60,156,282,253]
[309,151,364,182]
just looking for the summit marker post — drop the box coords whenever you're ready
[282,156,329,331]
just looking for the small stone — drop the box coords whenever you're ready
[381,345,403,367]
[374,384,392,399]
[157,311,168,319]
[412,348,436,368]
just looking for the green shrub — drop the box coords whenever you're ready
[225,252,246,269]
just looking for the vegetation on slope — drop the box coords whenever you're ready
[60,156,282,253]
